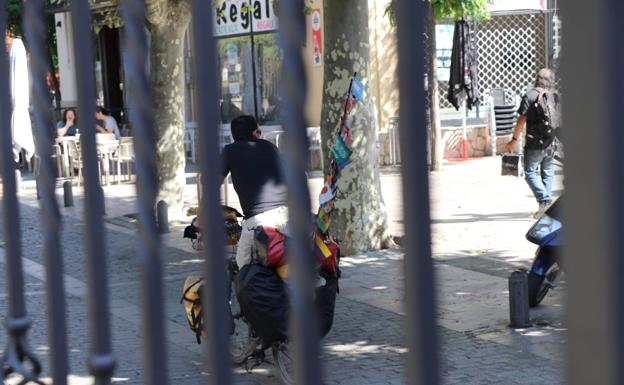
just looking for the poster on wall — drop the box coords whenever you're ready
[214,0,279,37]
[435,25,454,81]
[311,9,323,66]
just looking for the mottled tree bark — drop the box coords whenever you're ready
[146,0,191,218]
[320,0,389,255]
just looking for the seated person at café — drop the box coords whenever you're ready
[95,106,121,139]
[220,93,242,123]
[262,95,280,122]
[56,108,78,137]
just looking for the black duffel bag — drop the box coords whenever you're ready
[235,263,289,345]
[315,275,338,338]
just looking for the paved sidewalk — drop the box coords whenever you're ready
[0,156,565,384]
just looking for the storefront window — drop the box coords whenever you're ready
[214,0,281,125]
[217,33,282,124]
[256,34,282,124]
[218,37,251,123]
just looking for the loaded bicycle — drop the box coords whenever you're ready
[183,205,337,385]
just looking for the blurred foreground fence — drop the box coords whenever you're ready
[0,0,619,384]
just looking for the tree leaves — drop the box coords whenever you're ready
[432,0,491,20]
[385,0,491,25]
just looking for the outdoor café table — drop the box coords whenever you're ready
[96,134,119,186]
[55,135,79,178]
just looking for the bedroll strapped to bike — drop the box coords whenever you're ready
[181,275,205,344]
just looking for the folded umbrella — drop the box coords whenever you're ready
[10,38,35,162]
[447,19,480,111]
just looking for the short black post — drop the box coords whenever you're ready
[157,200,169,234]
[63,180,73,207]
[100,185,106,215]
[35,177,41,200]
[509,271,531,328]
[15,169,21,191]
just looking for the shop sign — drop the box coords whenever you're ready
[214,0,279,37]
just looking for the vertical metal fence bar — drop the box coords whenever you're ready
[69,1,116,383]
[395,0,439,384]
[609,4,624,384]
[23,1,69,384]
[562,1,624,384]
[278,0,321,384]
[0,2,43,382]
[119,1,168,384]
[189,2,232,385]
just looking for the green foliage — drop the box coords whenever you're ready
[432,0,491,20]
[92,8,123,34]
[383,1,396,24]
[385,0,491,25]
[6,0,59,70]
[6,0,27,38]
[50,0,124,33]
[6,0,124,70]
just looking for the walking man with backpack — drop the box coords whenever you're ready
[505,68,562,216]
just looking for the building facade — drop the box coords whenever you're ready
[52,0,558,164]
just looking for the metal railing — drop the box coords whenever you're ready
[17,0,624,384]
[2,0,430,384]
[561,1,624,384]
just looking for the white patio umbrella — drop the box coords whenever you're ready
[10,38,35,162]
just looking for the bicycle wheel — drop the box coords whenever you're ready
[229,282,255,364]
[273,342,295,385]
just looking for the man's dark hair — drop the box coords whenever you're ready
[231,115,258,141]
[96,106,111,116]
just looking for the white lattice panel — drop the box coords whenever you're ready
[477,13,547,101]
[437,13,548,109]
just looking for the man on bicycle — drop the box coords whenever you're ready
[222,115,288,269]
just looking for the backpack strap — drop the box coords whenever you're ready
[534,88,547,104]
[180,278,204,304]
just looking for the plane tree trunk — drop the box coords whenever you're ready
[145,0,191,218]
[320,0,389,255]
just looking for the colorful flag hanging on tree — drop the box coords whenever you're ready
[313,73,365,243]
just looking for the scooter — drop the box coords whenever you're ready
[526,196,563,307]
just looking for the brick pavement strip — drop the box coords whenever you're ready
[0,202,562,384]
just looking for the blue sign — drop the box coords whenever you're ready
[351,76,365,102]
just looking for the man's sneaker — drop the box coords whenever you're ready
[534,200,552,218]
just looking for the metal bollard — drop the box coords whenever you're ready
[15,169,21,191]
[35,177,41,200]
[157,200,169,234]
[100,185,106,215]
[63,181,74,207]
[509,271,531,328]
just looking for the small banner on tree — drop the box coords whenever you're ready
[350,75,366,102]
[313,73,364,245]
[331,134,352,167]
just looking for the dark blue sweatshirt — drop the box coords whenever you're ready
[222,139,288,218]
